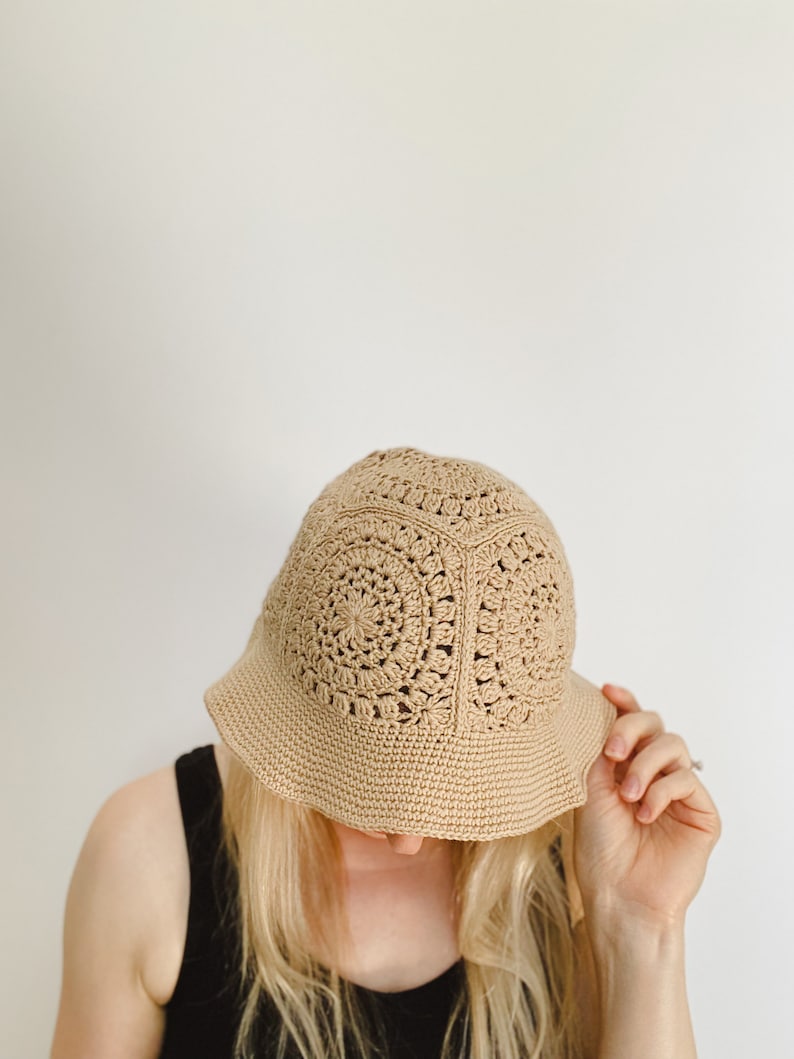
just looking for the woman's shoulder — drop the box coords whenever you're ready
[99,742,228,843]
[77,754,194,1003]
[97,743,232,993]
[51,749,207,1054]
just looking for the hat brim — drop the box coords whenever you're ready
[204,624,616,841]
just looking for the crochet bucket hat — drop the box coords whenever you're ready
[204,447,616,841]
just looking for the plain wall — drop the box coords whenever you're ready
[2,3,792,1056]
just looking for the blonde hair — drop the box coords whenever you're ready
[219,752,583,1059]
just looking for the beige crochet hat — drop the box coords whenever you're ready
[204,446,616,841]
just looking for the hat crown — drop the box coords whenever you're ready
[325,446,548,534]
[262,447,576,734]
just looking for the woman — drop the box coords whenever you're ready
[51,446,720,1059]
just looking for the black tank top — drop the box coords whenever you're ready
[159,746,466,1058]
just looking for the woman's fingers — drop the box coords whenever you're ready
[615,732,692,803]
[602,684,642,714]
[603,708,665,761]
[601,685,696,807]
[633,767,717,828]
[600,685,714,829]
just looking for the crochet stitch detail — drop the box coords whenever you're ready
[323,448,554,541]
[469,526,573,730]
[262,449,575,731]
[281,514,462,727]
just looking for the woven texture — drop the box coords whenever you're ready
[204,447,616,840]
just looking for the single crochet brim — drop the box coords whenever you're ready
[204,621,617,842]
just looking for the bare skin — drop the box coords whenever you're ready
[325,821,461,991]
[573,685,721,1058]
[50,683,719,1058]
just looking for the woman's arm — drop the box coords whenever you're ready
[574,684,721,1059]
[50,766,185,1059]
[586,912,694,1058]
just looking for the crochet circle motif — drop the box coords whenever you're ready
[282,515,461,727]
[469,528,573,730]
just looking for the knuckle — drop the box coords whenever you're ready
[661,732,690,761]
[616,712,645,736]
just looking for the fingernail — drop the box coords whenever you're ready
[622,775,640,799]
[605,737,625,758]
[636,803,652,822]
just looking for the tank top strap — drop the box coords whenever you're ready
[174,745,223,856]
[166,745,240,1013]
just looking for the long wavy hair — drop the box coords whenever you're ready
[218,751,584,1059]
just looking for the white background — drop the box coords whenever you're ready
[2,3,792,1056]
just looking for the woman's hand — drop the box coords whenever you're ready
[573,684,721,930]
